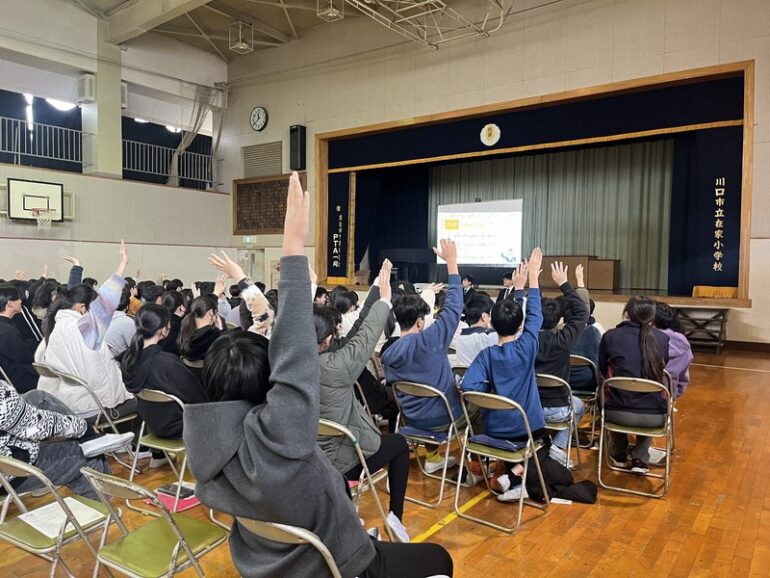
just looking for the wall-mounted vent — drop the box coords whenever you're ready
[242,141,282,178]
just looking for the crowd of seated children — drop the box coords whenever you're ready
[184,173,454,578]
[534,262,588,467]
[654,302,693,400]
[120,304,207,445]
[460,248,545,501]
[40,244,137,420]
[381,239,484,479]
[599,295,670,473]
[314,260,412,542]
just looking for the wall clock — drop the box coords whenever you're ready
[250,106,268,132]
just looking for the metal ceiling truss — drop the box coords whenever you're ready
[345,0,509,49]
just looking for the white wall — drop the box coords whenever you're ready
[219,0,770,343]
[0,164,236,284]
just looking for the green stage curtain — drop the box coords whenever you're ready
[428,139,673,292]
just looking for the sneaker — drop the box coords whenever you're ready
[631,459,650,474]
[549,445,575,469]
[424,453,457,474]
[366,527,380,540]
[149,456,169,469]
[386,511,410,543]
[496,483,528,502]
[494,473,511,494]
[79,433,136,458]
[450,469,482,485]
[648,447,667,466]
[609,454,628,468]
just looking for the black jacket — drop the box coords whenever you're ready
[535,283,589,407]
[162,314,183,356]
[0,316,39,393]
[121,344,207,438]
[599,321,670,414]
[183,326,223,361]
[496,287,515,302]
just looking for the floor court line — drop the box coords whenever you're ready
[411,489,490,543]
[692,362,770,374]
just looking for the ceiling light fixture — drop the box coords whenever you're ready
[45,98,78,112]
[229,21,254,54]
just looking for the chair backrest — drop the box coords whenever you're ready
[236,517,342,578]
[460,391,538,441]
[569,354,601,388]
[182,358,204,369]
[80,467,152,502]
[536,373,573,406]
[136,388,185,410]
[601,377,672,413]
[32,362,58,379]
[392,381,457,434]
[352,380,373,418]
[0,456,64,520]
[225,322,238,331]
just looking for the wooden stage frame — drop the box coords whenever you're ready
[315,61,754,307]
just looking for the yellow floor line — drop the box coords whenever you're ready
[411,489,490,543]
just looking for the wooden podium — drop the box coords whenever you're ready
[540,256,619,291]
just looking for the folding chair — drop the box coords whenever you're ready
[236,517,341,578]
[225,322,238,331]
[454,392,549,533]
[569,354,601,447]
[536,374,581,468]
[353,380,374,419]
[597,377,673,498]
[128,389,189,513]
[48,369,139,473]
[317,419,395,541]
[80,467,227,578]
[21,305,44,342]
[181,358,204,370]
[392,381,472,509]
[0,456,113,578]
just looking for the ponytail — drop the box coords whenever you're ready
[121,304,170,376]
[178,296,216,357]
[42,284,97,343]
[624,295,664,383]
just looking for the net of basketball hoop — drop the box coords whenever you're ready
[31,208,56,231]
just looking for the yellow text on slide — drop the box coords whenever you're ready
[444,219,459,230]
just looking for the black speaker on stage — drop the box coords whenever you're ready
[289,124,306,171]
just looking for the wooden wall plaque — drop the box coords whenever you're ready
[233,172,306,235]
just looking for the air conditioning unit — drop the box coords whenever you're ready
[121,81,128,108]
[77,73,96,103]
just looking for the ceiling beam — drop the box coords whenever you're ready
[186,13,230,62]
[108,0,213,44]
[241,0,318,13]
[204,2,290,43]
[277,0,299,41]
[156,27,282,46]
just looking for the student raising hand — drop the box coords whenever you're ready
[283,171,310,257]
[209,251,246,281]
[379,259,393,302]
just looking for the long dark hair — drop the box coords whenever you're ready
[203,330,270,405]
[121,304,169,375]
[33,280,61,310]
[43,284,98,342]
[178,295,217,357]
[624,295,664,383]
[161,291,185,318]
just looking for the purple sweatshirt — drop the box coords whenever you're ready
[661,328,693,399]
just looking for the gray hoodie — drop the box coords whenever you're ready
[184,256,375,578]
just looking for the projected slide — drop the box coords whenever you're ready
[436,199,523,266]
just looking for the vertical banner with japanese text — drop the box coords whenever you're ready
[327,173,350,279]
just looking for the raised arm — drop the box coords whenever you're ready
[421,239,462,351]
[63,256,83,288]
[257,173,320,456]
[551,261,588,349]
[574,264,590,309]
[520,248,543,348]
[77,241,127,350]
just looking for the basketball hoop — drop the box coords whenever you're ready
[31,208,55,231]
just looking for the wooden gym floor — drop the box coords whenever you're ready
[2,349,769,577]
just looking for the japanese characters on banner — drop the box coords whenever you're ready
[327,173,349,278]
[713,177,726,273]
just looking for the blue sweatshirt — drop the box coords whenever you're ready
[461,288,545,440]
[382,274,462,429]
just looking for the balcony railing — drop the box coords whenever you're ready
[0,116,216,187]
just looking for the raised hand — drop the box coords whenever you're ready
[209,250,245,281]
[14,270,24,281]
[308,263,318,285]
[282,171,310,257]
[575,264,585,288]
[528,247,543,288]
[42,264,49,278]
[424,283,446,294]
[551,260,568,287]
[433,238,458,274]
[62,255,80,267]
[191,283,201,299]
[214,274,227,297]
[116,240,129,278]
[379,259,393,302]
[513,260,528,290]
